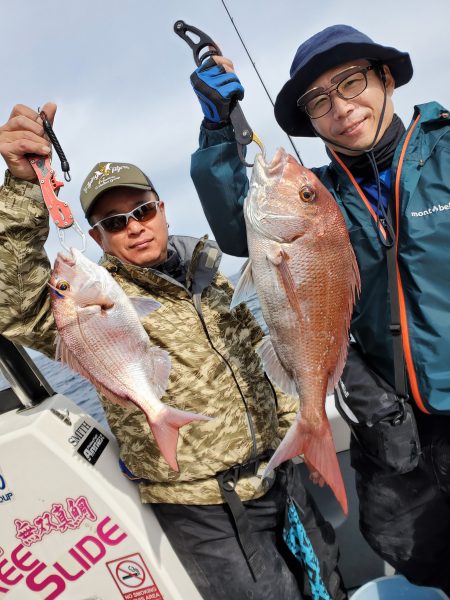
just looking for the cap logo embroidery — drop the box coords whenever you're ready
[83,163,131,194]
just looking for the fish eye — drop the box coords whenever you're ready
[299,186,315,203]
[56,280,70,291]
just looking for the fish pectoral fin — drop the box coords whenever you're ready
[256,336,297,398]
[230,259,256,309]
[147,346,171,398]
[267,246,304,323]
[129,296,161,318]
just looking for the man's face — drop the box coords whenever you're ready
[89,188,169,267]
[305,59,395,155]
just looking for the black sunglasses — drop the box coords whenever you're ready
[93,199,160,233]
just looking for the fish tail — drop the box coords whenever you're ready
[148,406,212,473]
[263,417,348,515]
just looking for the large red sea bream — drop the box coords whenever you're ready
[232,148,360,514]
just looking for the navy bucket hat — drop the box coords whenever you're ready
[274,24,413,137]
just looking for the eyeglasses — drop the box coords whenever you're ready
[297,65,376,119]
[92,199,160,233]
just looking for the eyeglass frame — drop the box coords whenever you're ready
[296,64,378,119]
[91,198,161,233]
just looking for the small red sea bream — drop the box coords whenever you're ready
[232,148,360,514]
[49,248,211,471]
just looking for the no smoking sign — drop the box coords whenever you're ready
[106,552,164,599]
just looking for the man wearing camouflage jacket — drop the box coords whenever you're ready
[0,102,346,600]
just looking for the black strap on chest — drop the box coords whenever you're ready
[216,450,274,581]
[386,200,409,410]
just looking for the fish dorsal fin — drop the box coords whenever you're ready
[257,336,297,398]
[129,296,161,318]
[54,334,130,409]
[147,346,171,399]
[230,259,256,309]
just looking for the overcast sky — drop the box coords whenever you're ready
[2,0,449,276]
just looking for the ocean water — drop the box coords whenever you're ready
[0,276,266,430]
[0,349,109,427]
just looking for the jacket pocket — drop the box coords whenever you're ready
[335,343,421,474]
[350,399,421,473]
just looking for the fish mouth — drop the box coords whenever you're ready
[56,251,76,268]
[269,148,288,171]
[268,148,288,173]
[51,249,77,288]
[253,148,288,182]
[56,245,88,268]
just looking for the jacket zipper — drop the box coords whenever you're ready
[181,297,258,459]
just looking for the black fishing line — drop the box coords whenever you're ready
[220,0,304,165]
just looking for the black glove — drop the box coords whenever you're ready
[190,58,244,124]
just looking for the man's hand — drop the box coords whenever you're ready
[0,102,56,182]
[190,56,244,124]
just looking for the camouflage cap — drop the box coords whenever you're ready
[80,162,157,219]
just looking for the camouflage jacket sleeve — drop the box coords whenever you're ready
[0,171,56,356]
[275,389,297,439]
[217,272,297,438]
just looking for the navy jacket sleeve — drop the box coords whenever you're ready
[190,124,249,257]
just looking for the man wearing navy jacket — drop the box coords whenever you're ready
[189,24,450,593]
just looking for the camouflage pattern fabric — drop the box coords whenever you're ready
[0,172,298,504]
[0,171,57,355]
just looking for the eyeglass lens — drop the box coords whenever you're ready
[301,67,370,119]
[99,201,159,233]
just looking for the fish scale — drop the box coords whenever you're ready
[232,148,360,514]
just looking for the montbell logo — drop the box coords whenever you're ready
[411,202,450,217]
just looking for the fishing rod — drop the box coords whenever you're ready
[220,0,304,165]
